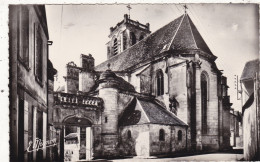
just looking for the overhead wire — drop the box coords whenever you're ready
[59,5,64,54]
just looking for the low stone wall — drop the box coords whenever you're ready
[118,124,150,157]
[118,124,187,157]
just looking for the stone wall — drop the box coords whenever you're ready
[124,55,222,151]
[243,99,259,160]
[222,106,231,150]
[79,72,95,93]
[167,57,188,122]
[65,64,80,94]
[199,58,219,150]
[98,87,119,156]
[150,125,187,155]
[118,124,150,157]
[119,124,187,157]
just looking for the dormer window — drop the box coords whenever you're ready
[113,38,118,55]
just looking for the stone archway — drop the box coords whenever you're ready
[62,117,93,161]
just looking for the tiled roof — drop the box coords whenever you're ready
[241,59,259,81]
[119,98,187,126]
[96,14,214,71]
[138,99,187,126]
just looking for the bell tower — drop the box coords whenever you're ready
[106,13,151,59]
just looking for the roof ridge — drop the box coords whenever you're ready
[186,14,199,49]
[136,99,151,123]
[186,14,213,55]
[167,14,186,51]
[95,14,185,69]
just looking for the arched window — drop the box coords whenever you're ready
[139,35,144,41]
[159,129,165,141]
[201,73,208,134]
[131,32,136,45]
[113,38,118,55]
[178,130,182,141]
[127,130,131,139]
[156,70,164,96]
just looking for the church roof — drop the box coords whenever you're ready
[139,99,187,126]
[119,98,187,127]
[96,14,214,71]
[241,59,259,81]
[98,69,136,92]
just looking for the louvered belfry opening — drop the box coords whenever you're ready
[113,38,118,55]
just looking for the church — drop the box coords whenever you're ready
[52,12,232,161]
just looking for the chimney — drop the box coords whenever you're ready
[80,54,95,71]
[146,23,150,31]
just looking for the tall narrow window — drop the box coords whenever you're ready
[178,130,182,141]
[159,129,165,141]
[201,73,208,134]
[19,6,30,68]
[127,130,132,139]
[131,32,136,45]
[113,38,118,55]
[156,70,164,96]
[35,24,43,83]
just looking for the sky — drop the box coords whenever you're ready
[46,4,259,111]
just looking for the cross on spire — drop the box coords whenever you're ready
[127,4,132,19]
[183,4,188,14]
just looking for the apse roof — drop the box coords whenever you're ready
[96,14,214,71]
[119,98,187,127]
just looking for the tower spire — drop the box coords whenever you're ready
[127,4,132,19]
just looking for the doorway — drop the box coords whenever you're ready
[63,117,93,161]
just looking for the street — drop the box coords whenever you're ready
[91,152,243,162]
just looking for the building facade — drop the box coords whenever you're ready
[9,5,57,161]
[240,59,260,160]
[52,13,232,161]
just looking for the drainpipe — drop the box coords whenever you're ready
[255,72,259,158]
[186,126,188,152]
[47,41,53,124]
[47,40,53,159]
